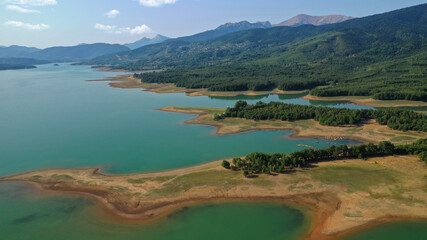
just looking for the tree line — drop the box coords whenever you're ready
[222,139,427,177]
[215,101,427,132]
[131,39,427,102]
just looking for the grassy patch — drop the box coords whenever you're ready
[344,211,363,218]
[307,165,399,193]
[288,184,313,192]
[31,175,42,179]
[344,128,363,134]
[152,175,176,182]
[109,186,128,192]
[127,177,152,184]
[390,136,416,142]
[51,174,74,180]
[145,170,242,198]
[251,176,275,188]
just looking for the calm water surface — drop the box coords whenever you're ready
[0,182,310,240]
[0,64,423,240]
[0,64,363,176]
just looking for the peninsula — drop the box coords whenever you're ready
[1,155,426,240]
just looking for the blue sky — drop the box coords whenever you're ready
[0,0,425,48]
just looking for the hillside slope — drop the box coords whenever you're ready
[274,14,354,27]
[29,43,130,62]
[86,4,427,101]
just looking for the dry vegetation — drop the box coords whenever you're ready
[1,156,426,239]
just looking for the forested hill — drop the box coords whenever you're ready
[29,43,130,62]
[0,58,50,71]
[85,4,427,101]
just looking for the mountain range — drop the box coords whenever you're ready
[0,43,130,68]
[0,45,40,58]
[171,21,272,43]
[274,14,354,27]
[85,3,427,101]
[0,13,356,67]
[125,35,170,50]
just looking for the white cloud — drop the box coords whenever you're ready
[128,24,151,34]
[94,23,116,33]
[95,23,151,35]
[138,0,177,7]
[5,0,57,6]
[6,4,40,13]
[105,9,119,18]
[4,20,50,30]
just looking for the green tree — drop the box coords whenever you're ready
[222,160,231,169]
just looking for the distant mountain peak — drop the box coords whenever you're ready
[216,21,272,30]
[274,14,354,27]
[124,35,170,50]
[170,20,272,43]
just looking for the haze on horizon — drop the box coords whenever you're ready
[0,0,425,48]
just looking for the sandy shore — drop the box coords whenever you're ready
[88,74,427,108]
[158,106,426,145]
[88,74,308,97]
[1,155,426,239]
[302,95,427,108]
[92,67,162,73]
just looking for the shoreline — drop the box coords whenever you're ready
[1,155,426,239]
[88,74,309,97]
[302,94,427,108]
[157,106,425,145]
[88,74,427,108]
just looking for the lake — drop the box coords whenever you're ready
[1,64,424,240]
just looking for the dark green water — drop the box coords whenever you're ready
[0,64,424,239]
[0,182,310,240]
[340,221,427,240]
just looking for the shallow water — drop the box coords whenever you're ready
[0,64,424,240]
[0,182,310,240]
[340,221,427,240]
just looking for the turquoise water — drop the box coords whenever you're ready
[0,64,423,240]
[0,64,362,176]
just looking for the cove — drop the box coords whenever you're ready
[0,182,310,240]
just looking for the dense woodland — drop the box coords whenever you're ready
[221,139,427,176]
[216,101,427,132]
[0,64,36,70]
[103,5,427,101]
[133,40,427,101]
[0,58,49,71]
